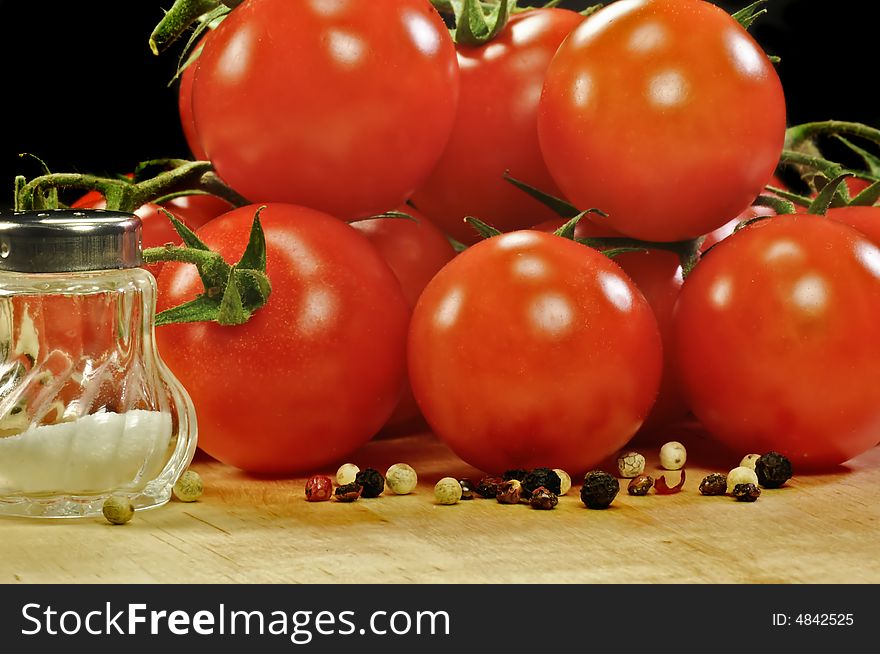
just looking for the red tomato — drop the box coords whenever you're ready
[408,230,662,474]
[411,8,584,244]
[156,204,410,474]
[191,0,459,219]
[534,219,687,433]
[674,215,880,469]
[538,0,786,241]
[700,204,777,252]
[826,205,880,245]
[351,206,456,428]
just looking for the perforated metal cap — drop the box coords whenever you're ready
[0,209,143,273]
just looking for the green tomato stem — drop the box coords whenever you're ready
[150,0,221,55]
[786,121,880,151]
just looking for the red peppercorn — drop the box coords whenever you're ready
[305,475,333,502]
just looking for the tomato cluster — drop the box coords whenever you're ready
[138,0,880,475]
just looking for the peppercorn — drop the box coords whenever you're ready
[617,451,646,478]
[172,470,204,502]
[739,453,761,470]
[627,474,654,496]
[580,471,619,509]
[502,469,528,482]
[458,478,476,500]
[336,463,360,486]
[355,467,385,498]
[305,475,333,502]
[497,479,523,504]
[529,486,558,510]
[732,483,761,502]
[385,463,418,495]
[659,441,687,470]
[475,476,504,498]
[699,473,728,496]
[554,469,572,496]
[334,482,362,502]
[726,466,759,494]
[522,467,562,498]
[755,451,793,489]
[434,477,463,505]
[102,495,134,525]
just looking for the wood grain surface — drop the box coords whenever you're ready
[2,427,879,584]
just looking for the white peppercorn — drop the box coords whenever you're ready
[336,463,360,486]
[659,441,687,470]
[616,451,646,478]
[554,469,572,496]
[739,454,761,470]
[434,477,463,505]
[385,463,418,495]
[726,466,759,494]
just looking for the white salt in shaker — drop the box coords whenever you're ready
[0,209,197,517]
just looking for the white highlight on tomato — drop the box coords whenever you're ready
[308,0,353,17]
[628,21,667,54]
[513,255,548,279]
[791,274,828,315]
[598,272,633,312]
[530,292,573,336]
[763,239,803,263]
[403,9,442,57]
[327,29,365,67]
[726,29,766,79]
[648,69,689,108]
[572,72,593,108]
[272,232,320,276]
[855,240,880,280]
[709,276,733,309]
[216,26,256,84]
[496,231,540,250]
[510,10,550,46]
[482,43,508,61]
[298,287,338,335]
[434,287,464,329]
[570,0,645,48]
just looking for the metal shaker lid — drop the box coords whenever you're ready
[0,209,143,273]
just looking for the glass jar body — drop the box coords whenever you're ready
[0,267,197,517]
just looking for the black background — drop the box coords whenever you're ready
[0,0,876,209]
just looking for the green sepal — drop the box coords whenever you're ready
[502,171,585,219]
[580,3,603,17]
[217,267,251,326]
[155,296,223,327]
[833,135,880,177]
[149,0,222,56]
[849,180,880,207]
[808,174,853,215]
[602,247,649,258]
[236,207,267,271]
[454,0,514,46]
[764,184,812,208]
[448,236,469,253]
[552,209,606,240]
[732,0,768,31]
[465,216,503,239]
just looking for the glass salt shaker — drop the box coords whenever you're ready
[0,209,197,518]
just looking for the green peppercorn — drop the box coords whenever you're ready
[102,495,134,525]
[334,482,362,502]
[755,452,793,488]
[699,473,728,496]
[627,474,654,496]
[580,471,619,509]
[529,486,558,510]
[173,470,204,502]
[475,476,504,498]
[732,483,761,502]
[355,468,385,498]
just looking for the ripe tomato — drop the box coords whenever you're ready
[411,8,584,244]
[191,0,459,219]
[177,44,208,161]
[351,206,456,428]
[534,218,687,433]
[700,204,777,252]
[408,230,662,474]
[538,0,786,241]
[674,215,880,469]
[826,205,880,244]
[156,204,410,474]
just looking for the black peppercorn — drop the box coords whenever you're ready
[580,471,619,509]
[627,474,654,496]
[355,468,385,498]
[502,469,528,482]
[522,467,562,498]
[699,473,728,496]
[529,486,558,510]
[475,476,504,498]
[732,483,761,502]
[755,452,792,488]
[334,482,362,502]
[458,478,476,500]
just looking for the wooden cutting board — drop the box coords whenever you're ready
[3,427,879,584]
